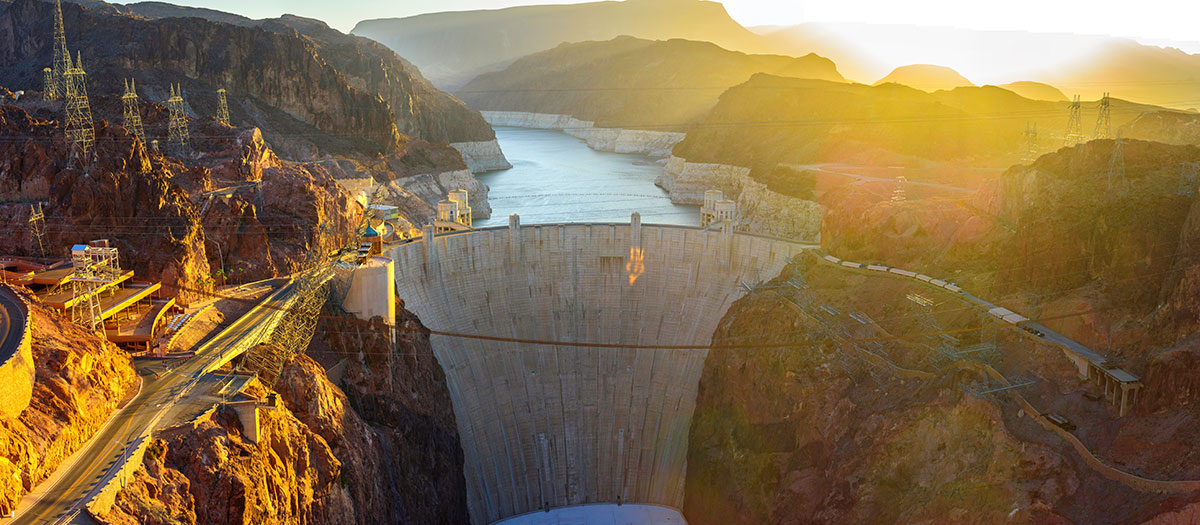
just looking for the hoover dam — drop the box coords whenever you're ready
[388,216,814,523]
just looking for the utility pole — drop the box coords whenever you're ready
[1093,92,1112,140]
[122,78,145,145]
[51,0,70,98]
[63,52,94,159]
[215,88,231,126]
[166,84,190,156]
[1064,94,1084,147]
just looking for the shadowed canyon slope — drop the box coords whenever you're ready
[352,0,774,89]
[0,0,501,170]
[458,36,843,131]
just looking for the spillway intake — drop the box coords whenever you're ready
[389,218,810,523]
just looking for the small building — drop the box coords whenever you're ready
[434,189,473,233]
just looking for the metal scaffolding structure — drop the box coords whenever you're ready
[166,84,189,156]
[122,78,145,144]
[1064,94,1085,147]
[215,88,231,126]
[69,242,121,331]
[63,52,94,158]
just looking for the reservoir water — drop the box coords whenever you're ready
[474,127,700,227]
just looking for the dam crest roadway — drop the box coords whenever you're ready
[388,215,814,524]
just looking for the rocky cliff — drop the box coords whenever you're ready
[0,95,359,299]
[459,36,843,132]
[656,156,821,240]
[684,256,1199,524]
[0,295,138,516]
[671,74,1165,173]
[1122,110,1200,146]
[102,305,468,524]
[481,110,685,156]
[0,0,508,175]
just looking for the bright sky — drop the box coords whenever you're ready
[152,0,1200,54]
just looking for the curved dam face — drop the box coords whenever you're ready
[388,219,811,523]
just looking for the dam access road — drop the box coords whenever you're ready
[7,280,301,525]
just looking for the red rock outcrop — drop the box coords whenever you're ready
[0,295,138,516]
[103,305,467,524]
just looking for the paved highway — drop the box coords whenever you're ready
[7,280,297,525]
[0,285,24,368]
[791,163,983,194]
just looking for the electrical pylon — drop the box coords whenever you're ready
[1064,94,1084,147]
[51,0,70,99]
[166,84,189,156]
[42,68,55,99]
[28,203,46,258]
[1093,92,1112,140]
[890,176,907,203]
[1108,132,1127,193]
[215,88,230,126]
[63,52,95,158]
[122,78,145,144]
[1021,122,1039,163]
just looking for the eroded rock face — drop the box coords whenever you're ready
[0,297,138,516]
[103,306,467,524]
[0,100,360,298]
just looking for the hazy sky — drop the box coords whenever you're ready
[152,0,1200,53]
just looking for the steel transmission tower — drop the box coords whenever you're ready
[122,78,145,144]
[63,52,95,158]
[166,84,190,156]
[1064,94,1084,147]
[1108,133,1127,192]
[215,88,231,126]
[1021,122,1039,163]
[43,68,55,99]
[28,203,46,257]
[1093,92,1112,140]
[51,0,70,98]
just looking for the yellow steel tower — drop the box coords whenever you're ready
[166,84,190,156]
[122,79,145,144]
[51,0,70,98]
[63,52,95,157]
[216,88,230,126]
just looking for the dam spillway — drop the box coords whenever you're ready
[387,217,812,523]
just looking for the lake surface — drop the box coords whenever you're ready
[474,127,700,227]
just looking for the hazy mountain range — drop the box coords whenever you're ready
[352,1,1200,110]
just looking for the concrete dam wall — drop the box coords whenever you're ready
[388,218,812,523]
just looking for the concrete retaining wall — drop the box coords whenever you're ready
[84,435,151,517]
[0,285,34,419]
[389,221,811,523]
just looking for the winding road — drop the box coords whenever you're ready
[7,280,298,525]
[0,285,24,369]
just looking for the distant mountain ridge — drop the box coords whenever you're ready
[457,36,844,130]
[351,0,773,89]
[874,64,974,92]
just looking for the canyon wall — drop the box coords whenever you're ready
[0,298,138,516]
[482,110,685,157]
[0,286,33,420]
[657,156,823,241]
[450,140,513,173]
[388,221,811,523]
[103,308,468,524]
